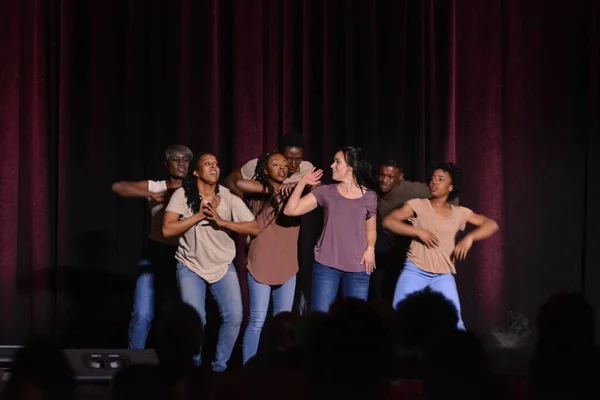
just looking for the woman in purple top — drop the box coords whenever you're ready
[284,146,378,312]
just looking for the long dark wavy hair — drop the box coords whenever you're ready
[181,153,219,213]
[337,146,378,193]
[252,151,287,221]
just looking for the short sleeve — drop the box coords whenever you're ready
[310,184,329,206]
[366,191,377,219]
[165,187,189,216]
[230,194,256,223]
[148,180,167,193]
[406,198,425,216]
[457,206,473,231]
[240,158,259,180]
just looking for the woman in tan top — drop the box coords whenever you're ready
[162,153,259,372]
[382,163,498,329]
[235,152,304,365]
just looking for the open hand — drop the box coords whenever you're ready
[361,247,376,275]
[202,196,224,226]
[454,235,473,261]
[301,168,323,187]
[417,229,439,247]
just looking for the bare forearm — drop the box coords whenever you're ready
[220,220,260,236]
[467,220,498,242]
[366,229,377,249]
[112,182,152,198]
[382,218,422,238]
[163,214,204,238]
[224,171,244,198]
[283,182,308,216]
[236,180,267,195]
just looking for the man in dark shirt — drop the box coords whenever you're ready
[371,160,431,302]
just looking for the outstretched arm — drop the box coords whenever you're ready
[454,213,499,260]
[235,179,267,196]
[112,180,163,201]
[223,169,244,198]
[382,203,439,247]
[283,168,323,216]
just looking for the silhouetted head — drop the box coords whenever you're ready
[154,301,204,371]
[3,339,75,400]
[393,289,459,349]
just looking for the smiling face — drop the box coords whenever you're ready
[331,151,353,182]
[166,151,191,179]
[193,154,220,184]
[265,153,289,184]
[378,165,403,194]
[429,168,453,199]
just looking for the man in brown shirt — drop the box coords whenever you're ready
[371,160,431,302]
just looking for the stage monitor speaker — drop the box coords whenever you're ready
[0,346,159,383]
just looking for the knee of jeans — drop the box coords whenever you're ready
[246,310,268,329]
[222,307,243,327]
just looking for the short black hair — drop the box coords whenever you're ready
[428,162,463,201]
[278,132,304,152]
[381,159,404,174]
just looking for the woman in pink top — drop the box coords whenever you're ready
[234,152,303,365]
[382,163,498,329]
[284,146,378,313]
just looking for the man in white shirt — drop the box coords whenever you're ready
[111,144,193,349]
[224,132,314,197]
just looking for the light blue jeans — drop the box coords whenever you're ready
[311,262,370,313]
[128,241,178,349]
[176,263,243,372]
[242,271,296,364]
[393,259,465,330]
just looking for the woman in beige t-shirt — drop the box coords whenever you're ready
[382,163,498,329]
[163,153,259,372]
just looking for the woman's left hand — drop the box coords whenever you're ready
[361,247,376,275]
[454,235,473,261]
[203,198,224,226]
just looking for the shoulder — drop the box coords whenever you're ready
[242,158,258,170]
[406,198,428,212]
[299,160,314,171]
[364,189,378,202]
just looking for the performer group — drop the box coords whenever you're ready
[112,132,498,372]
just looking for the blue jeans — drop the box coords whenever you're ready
[242,271,296,364]
[393,259,465,330]
[176,263,243,372]
[128,240,178,349]
[311,262,370,313]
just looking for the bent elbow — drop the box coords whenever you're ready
[382,216,391,230]
[162,226,173,238]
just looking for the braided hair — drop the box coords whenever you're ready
[253,151,286,220]
[182,153,220,213]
